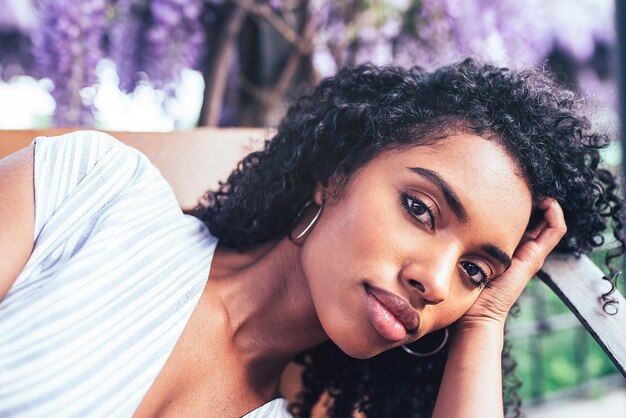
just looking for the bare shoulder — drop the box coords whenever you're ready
[0,144,35,302]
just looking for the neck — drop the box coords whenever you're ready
[206,236,328,387]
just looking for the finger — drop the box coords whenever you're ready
[522,218,547,241]
[513,199,566,269]
[518,198,556,246]
[533,198,567,248]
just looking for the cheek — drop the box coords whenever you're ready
[426,290,481,331]
[299,244,382,358]
[297,199,402,358]
[296,217,365,355]
[302,196,398,279]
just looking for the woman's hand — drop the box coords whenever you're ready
[458,197,567,329]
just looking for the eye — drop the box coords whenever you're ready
[460,261,492,289]
[400,192,435,230]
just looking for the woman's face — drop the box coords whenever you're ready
[299,133,533,358]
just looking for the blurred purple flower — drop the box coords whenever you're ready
[33,0,107,126]
[410,0,614,68]
[0,0,37,80]
[309,0,355,72]
[545,0,615,61]
[0,31,35,80]
[0,0,37,32]
[309,0,616,76]
[0,0,615,127]
[108,0,151,92]
[143,0,206,92]
[268,0,283,12]
[109,0,217,93]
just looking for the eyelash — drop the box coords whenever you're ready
[461,261,492,289]
[399,192,436,230]
[400,192,492,289]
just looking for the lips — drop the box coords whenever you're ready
[364,284,420,333]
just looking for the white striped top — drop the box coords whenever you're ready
[0,131,292,418]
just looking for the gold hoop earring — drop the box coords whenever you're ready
[401,328,449,357]
[288,195,326,243]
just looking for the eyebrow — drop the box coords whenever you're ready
[483,244,512,270]
[407,167,469,223]
[407,166,512,271]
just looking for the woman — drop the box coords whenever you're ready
[0,59,622,418]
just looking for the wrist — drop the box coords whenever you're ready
[453,310,508,330]
[454,313,507,332]
[450,319,505,345]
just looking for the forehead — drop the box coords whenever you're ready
[368,133,533,251]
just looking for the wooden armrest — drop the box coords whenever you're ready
[540,254,626,377]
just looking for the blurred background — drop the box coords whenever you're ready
[1,0,624,416]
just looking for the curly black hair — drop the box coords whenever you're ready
[189,59,624,418]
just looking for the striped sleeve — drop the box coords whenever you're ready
[0,129,218,417]
[31,130,130,242]
[6,130,147,296]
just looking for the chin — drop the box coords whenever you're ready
[336,344,379,360]
[326,330,388,359]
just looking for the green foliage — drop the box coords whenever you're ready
[511,327,620,400]
[509,249,623,401]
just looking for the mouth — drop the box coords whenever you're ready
[364,283,419,342]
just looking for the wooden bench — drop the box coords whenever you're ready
[0,128,272,210]
[1,129,625,381]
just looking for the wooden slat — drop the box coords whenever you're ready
[540,254,626,378]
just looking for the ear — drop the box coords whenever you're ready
[313,175,345,205]
[313,181,327,206]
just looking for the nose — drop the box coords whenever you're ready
[400,244,458,305]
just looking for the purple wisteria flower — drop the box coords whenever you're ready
[410,0,614,68]
[33,0,107,126]
[309,0,355,75]
[0,0,36,31]
[0,0,615,127]
[309,0,616,76]
[0,0,37,80]
[143,0,206,92]
[109,0,209,94]
[108,0,151,93]
[268,0,283,13]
